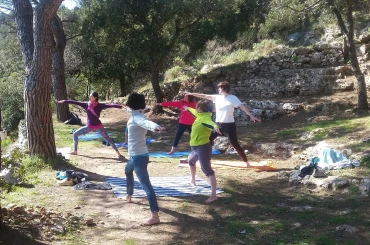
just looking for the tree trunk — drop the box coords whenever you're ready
[151,64,164,113]
[348,39,368,109]
[345,0,368,110]
[328,0,368,110]
[343,37,350,62]
[0,105,3,229]
[51,15,70,122]
[13,0,63,159]
[119,74,126,97]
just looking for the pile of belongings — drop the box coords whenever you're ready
[56,170,88,186]
[297,145,361,178]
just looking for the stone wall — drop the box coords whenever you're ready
[140,42,370,123]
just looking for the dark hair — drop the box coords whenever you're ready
[90,92,99,102]
[196,99,211,112]
[217,81,231,93]
[185,95,195,102]
[126,92,146,110]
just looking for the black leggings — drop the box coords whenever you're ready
[210,122,248,162]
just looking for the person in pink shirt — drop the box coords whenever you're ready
[157,95,196,154]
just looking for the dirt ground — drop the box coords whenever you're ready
[2,91,370,245]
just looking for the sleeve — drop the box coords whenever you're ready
[100,103,123,109]
[186,107,198,118]
[161,101,182,108]
[64,100,88,109]
[201,117,218,130]
[231,95,242,107]
[209,95,217,103]
[134,114,160,132]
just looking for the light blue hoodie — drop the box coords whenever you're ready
[127,109,159,157]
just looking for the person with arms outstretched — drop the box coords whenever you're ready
[186,81,261,167]
[56,92,125,159]
[125,92,165,226]
[186,99,221,204]
[157,94,196,154]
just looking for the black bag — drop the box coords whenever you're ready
[64,112,82,125]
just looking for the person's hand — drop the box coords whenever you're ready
[250,116,261,123]
[214,127,222,135]
[55,100,65,104]
[155,126,165,132]
[184,92,193,96]
[156,103,162,106]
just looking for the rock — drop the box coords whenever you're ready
[335,224,358,233]
[291,205,313,212]
[289,170,302,184]
[85,218,95,226]
[332,177,350,190]
[358,181,370,195]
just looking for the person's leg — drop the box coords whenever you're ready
[195,143,218,203]
[133,155,160,225]
[206,175,218,204]
[168,123,187,154]
[187,148,198,185]
[124,157,134,203]
[72,126,91,154]
[222,123,250,166]
[100,126,124,158]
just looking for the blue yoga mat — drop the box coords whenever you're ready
[78,132,112,141]
[149,149,221,158]
[105,176,223,198]
[115,138,156,148]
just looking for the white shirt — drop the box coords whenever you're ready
[211,94,242,123]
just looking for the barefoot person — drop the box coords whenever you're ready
[124,92,165,226]
[56,92,125,159]
[157,95,196,154]
[185,100,221,204]
[186,81,261,167]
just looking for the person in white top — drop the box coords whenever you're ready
[186,81,261,167]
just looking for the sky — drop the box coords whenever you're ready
[62,0,78,9]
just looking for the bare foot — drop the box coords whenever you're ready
[189,180,196,186]
[167,147,176,155]
[245,161,253,168]
[125,195,133,203]
[70,151,77,155]
[141,216,160,226]
[118,154,126,160]
[205,196,218,204]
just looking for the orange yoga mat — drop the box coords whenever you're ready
[179,159,278,171]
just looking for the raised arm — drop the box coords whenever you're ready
[100,103,123,109]
[185,92,213,101]
[239,104,261,122]
[135,115,165,132]
[157,101,182,108]
[56,99,87,108]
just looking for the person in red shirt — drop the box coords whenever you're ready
[157,95,196,154]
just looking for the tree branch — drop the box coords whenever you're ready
[275,0,324,13]
[66,33,84,41]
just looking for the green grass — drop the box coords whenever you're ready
[1,137,12,148]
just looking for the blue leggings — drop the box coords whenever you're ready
[73,126,118,152]
[125,154,159,212]
[172,123,192,147]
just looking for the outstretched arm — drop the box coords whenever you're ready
[239,104,261,122]
[55,99,87,109]
[185,92,213,101]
